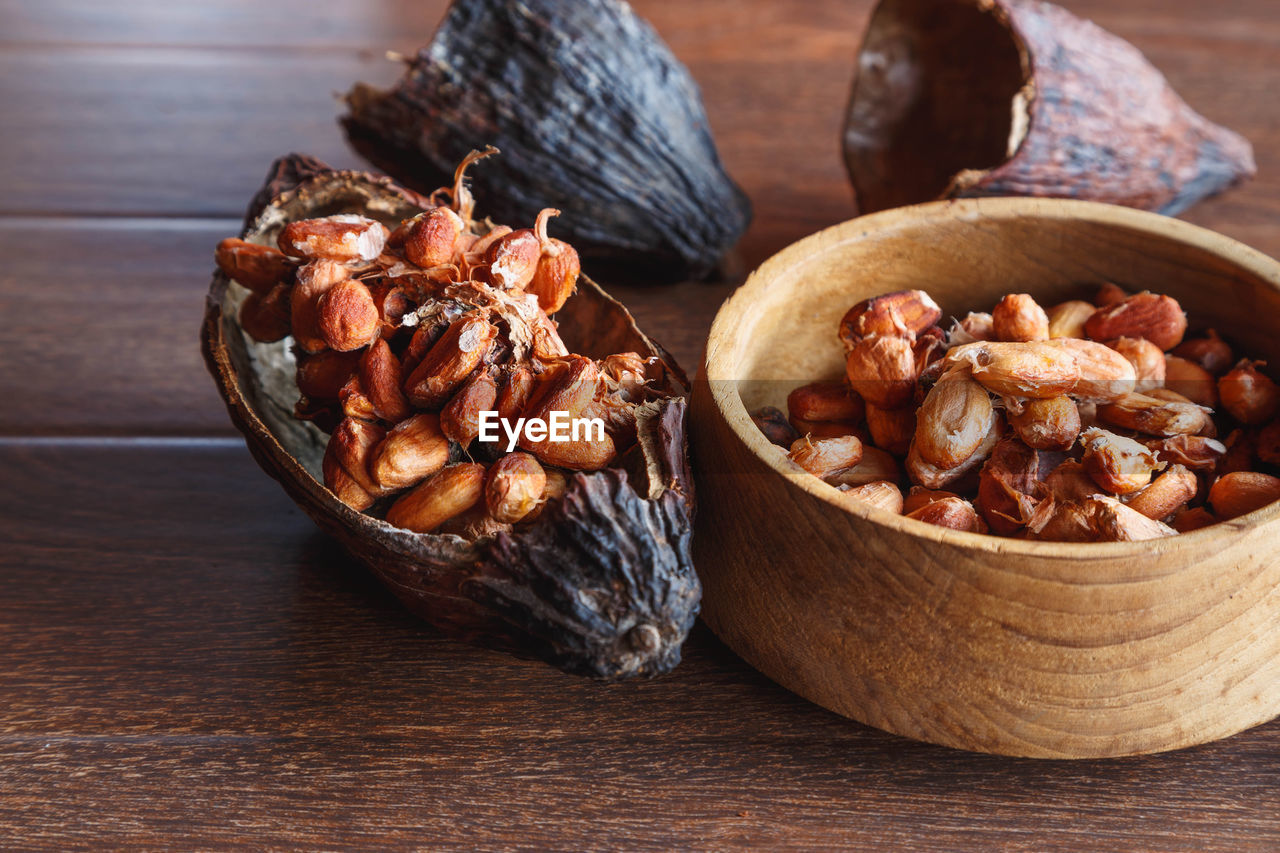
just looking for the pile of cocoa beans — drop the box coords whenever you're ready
[217,162,659,537]
[754,285,1280,541]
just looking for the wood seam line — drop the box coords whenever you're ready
[0,214,242,228]
[0,436,245,448]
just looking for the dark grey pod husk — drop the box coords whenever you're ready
[340,0,750,281]
[201,154,700,680]
[844,0,1256,215]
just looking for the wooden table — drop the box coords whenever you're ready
[2,0,1277,847]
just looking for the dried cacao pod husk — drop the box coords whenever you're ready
[844,0,1255,215]
[202,155,699,680]
[341,0,751,281]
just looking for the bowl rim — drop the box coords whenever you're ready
[704,196,1280,556]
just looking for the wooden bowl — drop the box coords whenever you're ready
[691,198,1280,758]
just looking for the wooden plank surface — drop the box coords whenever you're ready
[0,1,1277,261]
[1,443,1277,849]
[0,49,390,217]
[0,219,234,435]
[2,0,1279,847]
[0,0,445,49]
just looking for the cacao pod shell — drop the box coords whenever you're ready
[844,0,1255,215]
[341,0,751,281]
[202,154,700,680]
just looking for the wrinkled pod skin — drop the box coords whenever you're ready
[844,0,1255,215]
[341,0,751,281]
[201,154,700,680]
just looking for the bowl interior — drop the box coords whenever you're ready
[707,198,1280,553]
[723,200,1280,414]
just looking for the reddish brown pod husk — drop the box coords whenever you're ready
[843,0,1255,215]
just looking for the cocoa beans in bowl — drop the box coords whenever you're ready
[691,198,1280,757]
[202,154,699,681]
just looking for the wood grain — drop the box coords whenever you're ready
[1,443,1277,849]
[0,0,447,49]
[694,198,1280,758]
[1,1,1277,264]
[2,0,1280,844]
[0,48,400,218]
[0,219,234,435]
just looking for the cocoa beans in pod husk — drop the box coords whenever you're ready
[202,153,699,680]
[843,0,1255,215]
[340,0,750,281]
